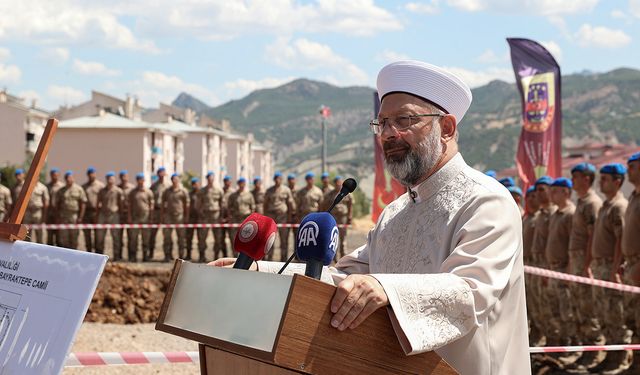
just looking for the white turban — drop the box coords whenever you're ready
[376,60,473,123]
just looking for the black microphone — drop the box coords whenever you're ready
[327,178,357,213]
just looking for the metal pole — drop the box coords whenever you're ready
[321,118,327,174]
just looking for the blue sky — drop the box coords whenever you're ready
[0,0,637,110]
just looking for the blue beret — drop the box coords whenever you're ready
[551,177,573,189]
[499,177,515,187]
[274,171,283,178]
[87,167,96,174]
[507,186,523,196]
[571,162,596,174]
[287,173,296,179]
[223,175,231,181]
[253,176,261,183]
[50,167,60,173]
[628,152,640,164]
[157,167,166,173]
[535,176,554,186]
[321,172,329,178]
[305,172,315,179]
[65,170,73,177]
[105,171,116,178]
[485,170,497,178]
[119,170,128,175]
[526,186,536,195]
[206,171,214,177]
[151,175,158,182]
[14,168,24,175]
[334,175,343,181]
[135,173,144,180]
[238,177,246,183]
[191,177,199,184]
[171,173,179,179]
[600,163,627,175]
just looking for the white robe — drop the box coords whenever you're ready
[258,153,531,375]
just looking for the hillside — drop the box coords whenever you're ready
[173,69,640,182]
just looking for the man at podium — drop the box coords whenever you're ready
[214,60,530,375]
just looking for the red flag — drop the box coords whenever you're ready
[319,105,331,118]
[507,38,562,190]
[372,93,405,222]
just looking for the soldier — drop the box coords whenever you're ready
[227,177,255,248]
[507,186,524,217]
[320,172,333,194]
[95,172,125,258]
[55,171,87,249]
[46,168,64,246]
[0,172,12,222]
[82,167,105,252]
[287,173,297,194]
[118,170,135,260]
[128,173,154,262]
[150,167,170,260]
[589,163,630,373]
[286,173,298,253]
[569,162,603,363]
[544,178,576,346]
[196,172,224,262]
[623,153,640,347]
[295,172,324,220]
[252,177,265,215]
[522,186,540,344]
[10,169,25,203]
[161,173,189,261]
[23,177,50,244]
[322,176,352,259]
[220,175,234,254]
[264,172,296,261]
[499,176,515,188]
[185,177,200,261]
[530,176,557,344]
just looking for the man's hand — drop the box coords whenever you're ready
[330,275,389,331]
[207,258,258,271]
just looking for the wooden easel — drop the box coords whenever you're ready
[0,118,58,241]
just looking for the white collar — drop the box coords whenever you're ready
[408,153,466,203]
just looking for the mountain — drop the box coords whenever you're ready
[173,69,640,185]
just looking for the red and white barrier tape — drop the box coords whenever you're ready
[524,265,640,294]
[27,223,351,229]
[529,344,640,354]
[65,351,199,367]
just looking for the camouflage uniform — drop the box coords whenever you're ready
[128,186,154,262]
[322,188,352,259]
[220,187,234,255]
[252,187,265,215]
[21,182,49,243]
[0,184,11,222]
[569,189,602,341]
[196,184,224,261]
[294,185,324,243]
[227,190,255,249]
[544,202,575,344]
[82,179,105,252]
[150,179,170,259]
[622,190,640,336]
[162,186,190,261]
[522,210,539,341]
[46,180,64,245]
[591,192,628,344]
[118,181,135,259]
[55,183,87,249]
[95,185,125,258]
[185,187,199,260]
[264,185,295,261]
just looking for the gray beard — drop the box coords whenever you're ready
[384,128,443,187]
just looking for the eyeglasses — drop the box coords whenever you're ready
[369,114,443,135]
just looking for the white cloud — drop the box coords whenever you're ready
[474,49,509,64]
[0,47,10,61]
[224,77,294,98]
[540,41,562,61]
[376,49,411,63]
[265,37,368,85]
[135,71,218,107]
[0,64,21,83]
[72,59,120,76]
[575,24,632,48]
[446,0,598,15]
[40,47,70,63]
[405,1,439,14]
[18,90,41,105]
[47,85,87,105]
[443,66,513,88]
[0,1,160,53]
[631,0,640,18]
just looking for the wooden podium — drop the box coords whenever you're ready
[156,260,456,374]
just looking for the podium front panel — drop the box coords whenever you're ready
[160,262,293,353]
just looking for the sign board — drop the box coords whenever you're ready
[0,240,107,375]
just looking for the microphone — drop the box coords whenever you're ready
[295,212,339,279]
[233,213,278,270]
[327,178,357,213]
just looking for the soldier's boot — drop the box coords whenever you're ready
[129,249,138,263]
[198,249,206,263]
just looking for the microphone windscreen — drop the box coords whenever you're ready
[295,212,338,266]
[343,178,357,193]
[233,213,277,261]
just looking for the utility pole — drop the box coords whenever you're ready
[319,105,331,174]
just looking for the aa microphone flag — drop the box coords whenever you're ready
[507,38,562,189]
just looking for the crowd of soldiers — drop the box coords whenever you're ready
[490,152,640,374]
[0,167,353,264]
